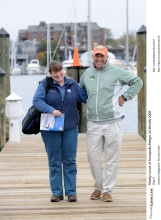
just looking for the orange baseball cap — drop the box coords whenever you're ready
[93,45,108,55]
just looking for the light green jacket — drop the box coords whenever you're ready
[79,61,143,122]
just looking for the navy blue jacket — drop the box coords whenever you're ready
[33,77,87,130]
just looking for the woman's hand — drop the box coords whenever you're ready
[52,110,62,116]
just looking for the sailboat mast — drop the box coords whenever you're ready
[126,0,129,66]
[11,40,14,69]
[47,23,51,68]
[87,0,91,66]
[74,8,77,47]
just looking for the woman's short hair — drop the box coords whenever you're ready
[49,60,63,73]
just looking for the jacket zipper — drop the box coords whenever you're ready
[96,71,100,121]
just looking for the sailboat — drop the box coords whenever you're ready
[10,41,22,75]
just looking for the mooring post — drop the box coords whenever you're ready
[78,66,89,133]
[136,25,146,141]
[66,66,79,82]
[0,28,10,150]
[66,65,89,133]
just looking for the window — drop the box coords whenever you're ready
[93,30,98,36]
[32,32,37,37]
[66,26,71,32]
[99,31,103,36]
[58,31,62,36]
[94,36,98,41]
[41,32,46,37]
[77,31,81,36]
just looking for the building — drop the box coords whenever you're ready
[107,45,136,61]
[9,40,40,67]
[18,21,106,61]
[17,21,136,65]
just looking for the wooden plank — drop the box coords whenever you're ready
[0,133,146,220]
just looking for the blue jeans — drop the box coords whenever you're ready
[41,126,78,196]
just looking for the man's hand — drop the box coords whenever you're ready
[119,96,126,106]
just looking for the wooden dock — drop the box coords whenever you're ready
[0,133,146,220]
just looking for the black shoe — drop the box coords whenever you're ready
[51,195,64,202]
[68,195,77,202]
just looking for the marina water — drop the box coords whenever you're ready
[10,74,138,134]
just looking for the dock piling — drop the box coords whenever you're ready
[66,66,89,133]
[136,25,146,141]
[0,28,10,150]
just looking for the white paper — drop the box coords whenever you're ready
[40,113,64,131]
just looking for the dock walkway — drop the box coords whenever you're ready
[0,133,146,220]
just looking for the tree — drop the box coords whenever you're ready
[104,28,118,47]
[50,41,60,61]
[116,30,136,46]
[37,40,60,66]
[128,30,137,45]
[104,28,114,39]
[37,51,45,66]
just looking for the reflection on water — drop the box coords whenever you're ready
[10,75,138,134]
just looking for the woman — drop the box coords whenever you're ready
[33,60,87,202]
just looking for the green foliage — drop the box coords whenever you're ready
[106,30,136,47]
[104,28,114,39]
[116,31,136,46]
[106,38,118,47]
[37,40,60,66]
[39,39,47,51]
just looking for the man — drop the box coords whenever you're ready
[79,45,143,202]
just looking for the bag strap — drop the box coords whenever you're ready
[45,76,53,94]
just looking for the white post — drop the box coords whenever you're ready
[5,93,24,142]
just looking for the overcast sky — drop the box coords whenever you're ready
[0,0,146,42]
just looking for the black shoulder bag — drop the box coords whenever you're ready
[22,77,53,135]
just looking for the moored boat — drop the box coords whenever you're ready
[26,59,42,74]
[62,51,73,74]
[10,63,23,75]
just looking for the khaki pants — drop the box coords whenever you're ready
[86,120,124,194]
